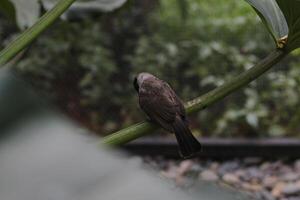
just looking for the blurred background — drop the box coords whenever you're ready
[2,1,300,200]
[1,0,300,138]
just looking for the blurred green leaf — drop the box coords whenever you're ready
[6,0,128,29]
[9,0,40,29]
[269,124,285,136]
[276,0,300,51]
[246,113,258,128]
[70,0,127,12]
[176,0,189,21]
[244,0,288,46]
[0,0,15,21]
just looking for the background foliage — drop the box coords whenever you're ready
[1,0,300,137]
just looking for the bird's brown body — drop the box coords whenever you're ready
[134,72,201,158]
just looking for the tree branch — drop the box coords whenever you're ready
[102,49,287,146]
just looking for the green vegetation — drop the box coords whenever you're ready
[1,0,300,138]
[0,0,77,65]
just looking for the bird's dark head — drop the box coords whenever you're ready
[134,72,156,92]
[133,76,139,92]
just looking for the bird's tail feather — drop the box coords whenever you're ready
[172,116,201,159]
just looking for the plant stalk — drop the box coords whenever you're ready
[0,0,77,66]
[102,49,287,146]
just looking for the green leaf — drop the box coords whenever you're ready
[0,0,16,21]
[74,0,127,12]
[0,0,77,66]
[43,0,128,12]
[244,0,288,44]
[7,0,128,29]
[269,124,285,136]
[9,0,41,30]
[176,0,189,21]
[276,0,300,51]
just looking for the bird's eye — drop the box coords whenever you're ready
[133,77,139,92]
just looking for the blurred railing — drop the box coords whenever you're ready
[125,137,300,159]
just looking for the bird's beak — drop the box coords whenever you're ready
[133,77,139,92]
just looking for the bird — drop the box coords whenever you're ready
[133,72,201,159]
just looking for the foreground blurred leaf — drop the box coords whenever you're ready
[0,0,15,21]
[276,0,300,51]
[8,0,40,29]
[6,0,127,29]
[244,0,288,45]
[69,0,127,12]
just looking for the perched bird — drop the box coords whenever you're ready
[133,72,201,158]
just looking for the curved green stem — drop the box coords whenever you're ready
[185,49,286,113]
[0,0,77,66]
[102,49,287,146]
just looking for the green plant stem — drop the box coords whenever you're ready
[0,0,77,66]
[102,49,287,146]
[185,49,286,113]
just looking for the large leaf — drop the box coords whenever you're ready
[276,0,300,51]
[244,0,288,45]
[0,0,15,21]
[70,0,127,12]
[4,0,127,30]
[245,0,300,51]
[9,0,40,30]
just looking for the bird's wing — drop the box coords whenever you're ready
[162,81,186,118]
[139,84,176,131]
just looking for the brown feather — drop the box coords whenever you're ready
[135,73,201,158]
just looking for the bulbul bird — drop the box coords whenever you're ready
[133,72,201,158]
